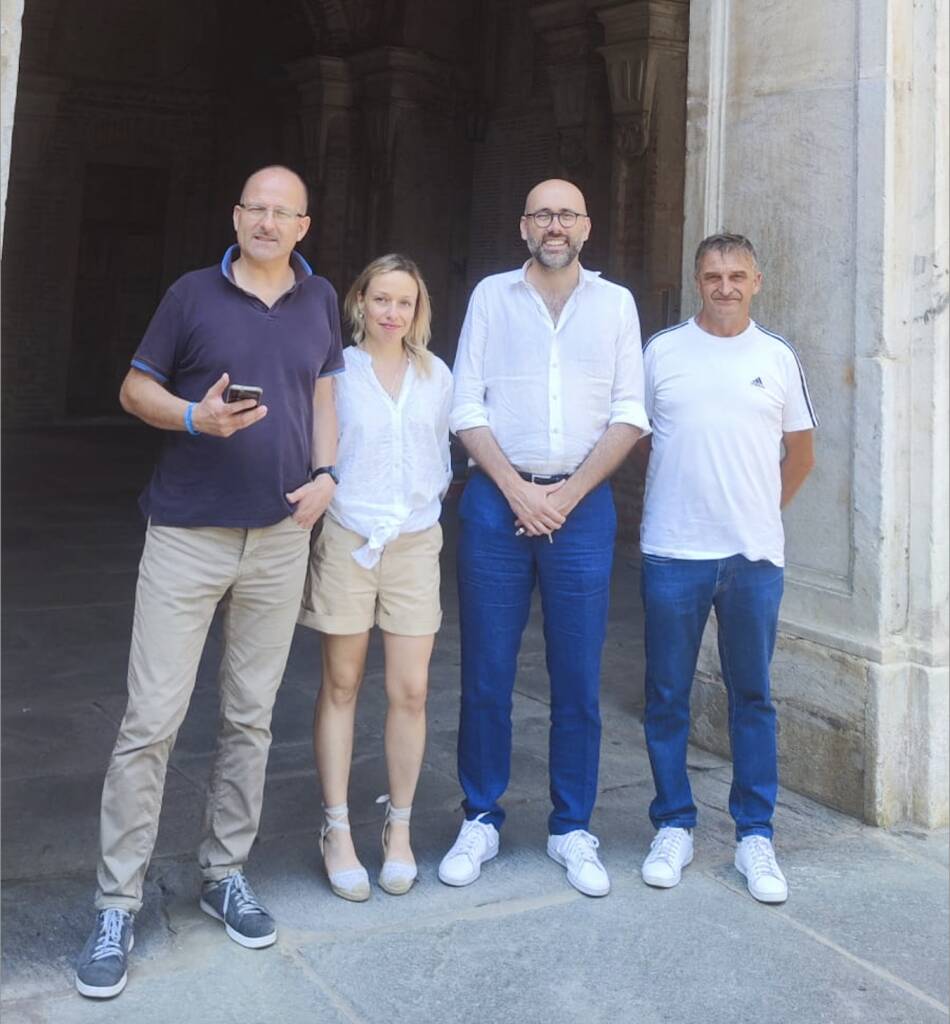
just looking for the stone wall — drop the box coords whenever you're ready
[0,0,23,251]
[683,0,949,826]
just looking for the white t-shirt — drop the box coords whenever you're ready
[640,317,818,567]
[328,345,453,567]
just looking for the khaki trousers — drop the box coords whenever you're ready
[95,518,310,912]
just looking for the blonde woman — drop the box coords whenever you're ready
[299,254,452,899]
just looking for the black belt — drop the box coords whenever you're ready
[517,470,571,485]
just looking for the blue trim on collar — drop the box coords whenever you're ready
[220,245,238,279]
[292,250,314,277]
[220,245,313,281]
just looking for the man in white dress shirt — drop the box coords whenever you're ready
[636,233,816,904]
[439,178,650,896]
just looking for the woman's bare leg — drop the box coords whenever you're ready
[381,632,435,866]
[315,631,371,875]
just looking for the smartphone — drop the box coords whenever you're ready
[224,384,263,406]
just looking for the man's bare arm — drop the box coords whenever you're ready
[547,423,644,520]
[780,429,815,507]
[286,375,339,529]
[456,426,566,536]
[630,432,652,479]
[119,368,266,436]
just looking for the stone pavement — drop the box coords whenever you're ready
[1,426,948,1024]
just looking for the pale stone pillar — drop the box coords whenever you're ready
[683,0,949,826]
[0,0,24,254]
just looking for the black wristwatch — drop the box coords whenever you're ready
[310,465,339,485]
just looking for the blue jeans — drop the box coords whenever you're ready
[456,472,616,835]
[640,553,784,840]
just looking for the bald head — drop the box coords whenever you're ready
[240,165,309,214]
[524,178,587,217]
[520,178,590,271]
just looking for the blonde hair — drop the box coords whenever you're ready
[344,254,433,374]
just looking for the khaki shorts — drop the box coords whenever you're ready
[299,516,443,636]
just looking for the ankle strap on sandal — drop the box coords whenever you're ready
[322,803,351,832]
[376,794,412,824]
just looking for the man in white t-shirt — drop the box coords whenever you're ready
[635,233,816,903]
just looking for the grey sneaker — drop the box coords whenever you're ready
[75,908,134,999]
[199,872,277,948]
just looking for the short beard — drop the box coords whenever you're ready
[527,235,583,269]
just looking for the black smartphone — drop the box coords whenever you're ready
[224,384,263,406]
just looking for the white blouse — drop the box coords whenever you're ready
[327,345,453,567]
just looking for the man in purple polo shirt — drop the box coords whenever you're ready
[76,166,343,1000]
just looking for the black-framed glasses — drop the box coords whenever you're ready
[237,202,306,224]
[523,208,589,228]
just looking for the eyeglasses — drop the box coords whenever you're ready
[237,202,306,224]
[523,209,589,228]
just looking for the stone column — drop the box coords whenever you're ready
[583,1,688,542]
[286,56,357,295]
[0,0,24,253]
[348,46,470,362]
[590,0,688,337]
[682,0,948,827]
[528,2,604,188]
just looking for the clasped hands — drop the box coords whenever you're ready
[506,477,578,538]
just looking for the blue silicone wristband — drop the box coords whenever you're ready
[184,402,200,436]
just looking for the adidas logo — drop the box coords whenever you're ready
[750,377,765,388]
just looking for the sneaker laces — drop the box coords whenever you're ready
[222,873,268,920]
[453,813,492,861]
[743,836,781,879]
[559,830,601,865]
[649,829,686,867]
[90,909,128,962]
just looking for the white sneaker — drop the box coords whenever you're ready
[735,836,788,903]
[438,813,499,887]
[641,827,694,888]
[547,830,610,897]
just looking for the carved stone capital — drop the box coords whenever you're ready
[557,125,590,173]
[600,42,657,155]
[612,112,651,158]
[285,56,354,112]
[587,0,689,48]
[529,0,603,172]
[362,100,410,188]
[547,59,600,130]
[349,46,456,115]
[285,56,354,186]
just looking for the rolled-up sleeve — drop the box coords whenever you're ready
[450,285,491,434]
[607,289,651,435]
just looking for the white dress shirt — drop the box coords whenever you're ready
[328,346,453,568]
[450,263,650,474]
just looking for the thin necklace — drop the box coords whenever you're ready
[377,355,409,400]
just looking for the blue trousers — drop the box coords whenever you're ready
[456,472,616,834]
[640,553,784,840]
